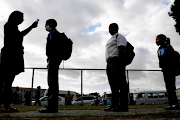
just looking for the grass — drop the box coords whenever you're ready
[0,104,179,119]
[10,104,169,112]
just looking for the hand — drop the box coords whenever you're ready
[31,20,38,28]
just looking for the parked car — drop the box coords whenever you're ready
[72,95,97,106]
[32,96,65,106]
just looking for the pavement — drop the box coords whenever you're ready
[0,108,180,119]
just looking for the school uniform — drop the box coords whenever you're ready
[105,33,128,111]
[157,43,179,108]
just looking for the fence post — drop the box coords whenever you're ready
[80,70,83,106]
[30,68,35,105]
[126,70,130,104]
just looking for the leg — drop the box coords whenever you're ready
[118,68,128,110]
[34,100,37,106]
[163,71,178,105]
[106,63,119,108]
[0,71,5,106]
[47,60,61,111]
[38,99,41,106]
[3,74,15,108]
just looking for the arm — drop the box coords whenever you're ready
[21,21,38,36]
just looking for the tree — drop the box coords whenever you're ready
[168,0,180,35]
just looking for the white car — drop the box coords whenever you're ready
[32,96,65,106]
[72,95,97,106]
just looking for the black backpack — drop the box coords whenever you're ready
[116,34,135,66]
[62,33,73,60]
[124,42,135,66]
[174,51,180,76]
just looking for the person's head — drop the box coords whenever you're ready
[37,86,41,90]
[45,19,57,32]
[16,86,19,90]
[8,11,24,25]
[109,23,119,36]
[156,34,170,46]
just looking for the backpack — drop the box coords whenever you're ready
[159,44,180,76]
[62,33,73,60]
[174,51,180,76]
[116,34,135,66]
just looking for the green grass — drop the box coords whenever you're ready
[0,104,178,119]
[10,104,170,112]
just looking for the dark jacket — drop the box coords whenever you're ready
[46,29,68,62]
[0,22,24,75]
[157,43,178,71]
[35,90,40,100]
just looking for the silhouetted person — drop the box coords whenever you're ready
[104,23,128,112]
[39,19,69,113]
[65,91,72,105]
[156,34,179,110]
[13,86,22,104]
[34,86,41,106]
[95,96,99,106]
[0,10,38,113]
[24,90,31,106]
[102,92,107,106]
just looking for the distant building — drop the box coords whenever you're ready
[12,87,47,101]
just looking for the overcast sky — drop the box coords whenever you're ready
[1,0,180,96]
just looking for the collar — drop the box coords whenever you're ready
[49,30,55,34]
[112,33,118,37]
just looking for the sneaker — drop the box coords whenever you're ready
[165,105,179,110]
[39,108,58,113]
[111,107,128,112]
[103,106,114,111]
[1,107,19,113]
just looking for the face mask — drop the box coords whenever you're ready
[45,25,52,32]
[156,40,163,46]
[156,40,161,46]
[109,30,117,36]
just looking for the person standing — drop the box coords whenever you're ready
[14,86,22,105]
[65,91,72,105]
[104,23,128,112]
[39,19,69,113]
[0,11,38,113]
[156,34,179,110]
[102,92,107,106]
[34,86,41,106]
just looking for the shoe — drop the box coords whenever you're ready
[38,108,58,113]
[0,107,19,113]
[103,106,114,111]
[165,105,179,110]
[111,107,128,112]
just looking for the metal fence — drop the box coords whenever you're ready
[13,68,169,105]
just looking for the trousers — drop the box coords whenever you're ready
[163,70,178,105]
[106,57,128,109]
[47,59,61,110]
[0,71,15,108]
